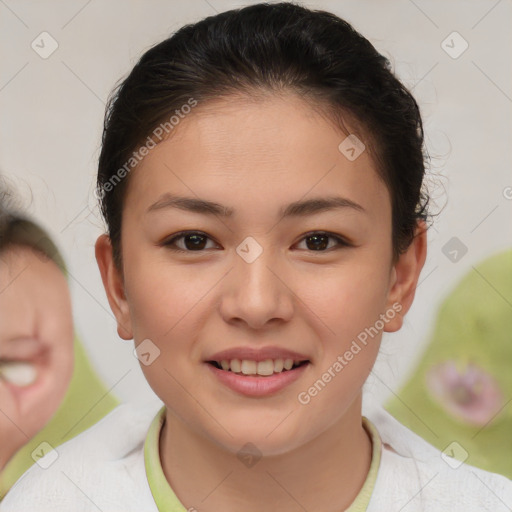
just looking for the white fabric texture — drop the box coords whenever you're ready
[1,400,511,512]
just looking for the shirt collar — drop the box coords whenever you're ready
[144,406,382,512]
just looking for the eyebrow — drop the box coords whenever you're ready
[146,193,366,218]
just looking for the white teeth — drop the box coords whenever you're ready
[0,362,38,387]
[257,359,274,376]
[241,360,257,375]
[215,358,307,376]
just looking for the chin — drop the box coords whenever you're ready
[208,417,306,458]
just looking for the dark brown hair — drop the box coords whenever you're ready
[97,1,429,270]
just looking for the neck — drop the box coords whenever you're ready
[159,393,372,512]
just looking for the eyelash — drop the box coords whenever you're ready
[162,230,351,253]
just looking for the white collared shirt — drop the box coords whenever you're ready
[1,400,511,511]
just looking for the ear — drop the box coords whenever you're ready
[95,234,133,340]
[384,220,427,332]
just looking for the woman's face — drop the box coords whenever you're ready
[97,93,424,455]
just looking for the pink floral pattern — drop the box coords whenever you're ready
[426,360,504,426]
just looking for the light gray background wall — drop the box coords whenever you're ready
[1,0,511,407]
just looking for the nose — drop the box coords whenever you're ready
[219,244,294,330]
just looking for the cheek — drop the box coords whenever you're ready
[126,261,213,342]
[124,262,214,404]
[295,257,392,338]
[291,265,389,431]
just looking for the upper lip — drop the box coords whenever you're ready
[206,346,311,363]
[0,338,44,361]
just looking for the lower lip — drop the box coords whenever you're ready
[2,374,43,401]
[205,362,310,397]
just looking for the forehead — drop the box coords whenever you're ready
[123,93,390,222]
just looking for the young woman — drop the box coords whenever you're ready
[2,3,511,511]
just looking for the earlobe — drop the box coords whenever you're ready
[384,221,427,333]
[95,235,133,340]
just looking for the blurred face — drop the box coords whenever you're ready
[0,245,74,468]
[97,93,425,456]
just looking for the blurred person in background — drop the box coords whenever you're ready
[0,181,119,499]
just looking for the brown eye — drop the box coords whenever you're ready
[163,231,218,252]
[296,232,350,252]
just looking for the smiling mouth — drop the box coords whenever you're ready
[207,359,310,377]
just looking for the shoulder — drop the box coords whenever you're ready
[0,401,162,512]
[364,402,512,511]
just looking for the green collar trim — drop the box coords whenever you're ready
[346,416,382,511]
[145,407,382,512]
[144,406,188,511]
